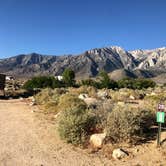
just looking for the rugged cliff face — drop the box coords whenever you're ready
[0,46,165,78]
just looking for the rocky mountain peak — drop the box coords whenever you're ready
[0,46,166,78]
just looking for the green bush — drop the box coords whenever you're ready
[106,105,154,143]
[23,76,62,90]
[81,79,99,88]
[58,107,97,145]
[98,71,118,89]
[117,78,156,90]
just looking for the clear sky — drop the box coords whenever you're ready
[0,0,166,58]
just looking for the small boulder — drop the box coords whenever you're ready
[112,148,128,160]
[90,133,106,148]
[29,102,36,106]
[129,95,135,100]
[19,97,23,100]
[78,93,88,100]
[84,97,98,106]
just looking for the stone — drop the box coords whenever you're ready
[90,133,106,148]
[19,97,23,100]
[129,95,135,100]
[78,93,88,100]
[112,148,128,160]
[83,97,98,107]
[29,102,36,106]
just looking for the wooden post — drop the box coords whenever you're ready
[157,122,161,147]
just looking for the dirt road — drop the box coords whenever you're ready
[0,99,110,166]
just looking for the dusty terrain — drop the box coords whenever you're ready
[0,99,166,166]
[0,99,110,166]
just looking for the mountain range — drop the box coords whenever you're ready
[0,46,166,82]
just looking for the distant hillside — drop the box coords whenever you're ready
[0,46,166,81]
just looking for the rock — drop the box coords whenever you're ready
[78,93,88,100]
[134,148,139,153]
[129,95,135,100]
[32,96,36,102]
[54,112,61,119]
[90,133,106,148]
[83,97,98,108]
[19,97,23,100]
[150,92,156,96]
[29,102,36,106]
[112,148,128,160]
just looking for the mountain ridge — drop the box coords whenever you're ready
[0,46,166,79]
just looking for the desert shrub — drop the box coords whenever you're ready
[109,89,130,102]
[94,100,114,131]
[106,105,154,143]
[35,88,67,113]
[144,93,166,113]
[68,86,97,98]
[43,101,58,114]
[35,88,53,105]
[58,107,97,145]
[57,93,87,112]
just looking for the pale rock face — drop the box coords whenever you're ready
[90,133,106,148]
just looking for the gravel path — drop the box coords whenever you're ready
[0,99,110,166]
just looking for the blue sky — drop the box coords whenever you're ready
[0,0,166,58]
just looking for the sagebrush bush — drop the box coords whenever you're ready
[57,93,87,112]
[35,88,53,105]
[58,107,97,145]
[106,105,154,143]
[35,88,67,113]
[68,86,97,97]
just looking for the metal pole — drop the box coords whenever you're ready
[157,122,161,147]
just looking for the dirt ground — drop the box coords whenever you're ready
[0,99,111,166]
[0,99,166,166]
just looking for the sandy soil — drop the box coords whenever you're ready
[0,99,166,166]
[0,99,111,166]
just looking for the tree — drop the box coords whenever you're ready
[62,68,75,87]
[98,70,118,89]
[99,70,110,88]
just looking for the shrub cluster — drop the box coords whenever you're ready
[80,76,156,90]
[23,76,63,90]
[105,105,155,143]
[117,78,156,89]
[58,102,97,145]
[35,88,67,114]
